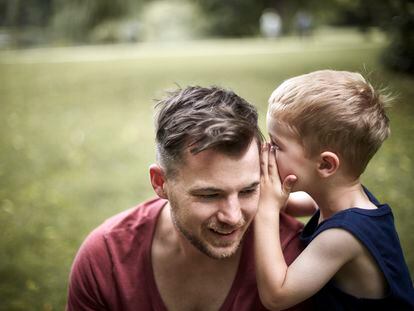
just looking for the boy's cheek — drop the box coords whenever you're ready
[275,157,287,181]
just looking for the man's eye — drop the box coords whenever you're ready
[196,193,219,199]
[240,188,258,196]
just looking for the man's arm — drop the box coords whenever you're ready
[254,144,359,310]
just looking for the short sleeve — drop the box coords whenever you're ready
[66,230,112,311]
[279,212,305,265]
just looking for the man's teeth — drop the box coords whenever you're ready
[211,229,234,234]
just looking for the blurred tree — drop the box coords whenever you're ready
[381,0,414,74]
[141,0,205,41]
[0,0,54,46]
[195,0,266,36]
[0,0,53,27]
[0,0,147,43]
[51,0,135,41]
[333,0,414,74]
[193,0,335,37]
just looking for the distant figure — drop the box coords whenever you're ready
[295,10,313,37]
[119,20,141,43]
[260,9,282,38]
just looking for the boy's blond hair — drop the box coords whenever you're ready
[268,70,391,177]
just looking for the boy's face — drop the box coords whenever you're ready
[267,117,317,192]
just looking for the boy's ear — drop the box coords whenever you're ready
[317,151,339,178]
[149,164,168,199]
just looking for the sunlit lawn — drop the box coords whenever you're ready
[1,29,413,310]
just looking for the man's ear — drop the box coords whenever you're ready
[149,164,168,199]
[317,151,339,178]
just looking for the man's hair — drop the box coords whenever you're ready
[268,70,391,177]
[155,85,264,177]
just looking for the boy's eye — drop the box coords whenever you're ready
[271,143,280,151]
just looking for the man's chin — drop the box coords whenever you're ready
[175,222,244,259]
[200,237,243,259]
[202,227,247,259]
[202,245,240,260]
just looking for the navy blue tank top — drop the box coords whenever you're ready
[300,187,414,310]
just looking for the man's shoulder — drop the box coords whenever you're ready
[279,212,305,264]
[67,198,167,310]
[78,197,167,258]
[97,197,167,234]
[279,212,304,239]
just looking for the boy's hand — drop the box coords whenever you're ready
[259,143,297,212]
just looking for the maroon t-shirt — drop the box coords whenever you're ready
[66,197,308,311]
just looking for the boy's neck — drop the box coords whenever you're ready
[310,179,377,222]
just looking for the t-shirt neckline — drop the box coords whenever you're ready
[144,199,250,311]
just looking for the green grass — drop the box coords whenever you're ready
[0,30,413,310]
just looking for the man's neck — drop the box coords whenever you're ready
[151,203,242,311]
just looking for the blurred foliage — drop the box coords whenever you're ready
[0,0,53,27]
[194,0,329,36]
[333,0,414,74]
[51,0,134,42]
[0,30,413,310]
[0,0,142,43]
[195,0,265,37]
[1,0,412,74]
[140,0,206,41]
[381,1,414,74]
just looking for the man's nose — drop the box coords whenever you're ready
[216,196,242,226]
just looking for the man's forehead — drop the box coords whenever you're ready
[176,141,260,182]
[185,141,259,164]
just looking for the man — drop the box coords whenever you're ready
[66,86,307,310]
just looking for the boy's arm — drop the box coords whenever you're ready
[254,144,360,311]
[284,191,318,217]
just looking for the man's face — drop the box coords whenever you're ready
[164,141,261,259]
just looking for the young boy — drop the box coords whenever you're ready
[254,70,414,310]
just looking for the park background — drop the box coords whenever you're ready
[1,0,413,310]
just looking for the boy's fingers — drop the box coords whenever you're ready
[260,143,269,179]
[268,145,278,179]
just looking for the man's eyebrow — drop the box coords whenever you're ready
[244,181,260,189]
[188,187,222,194]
